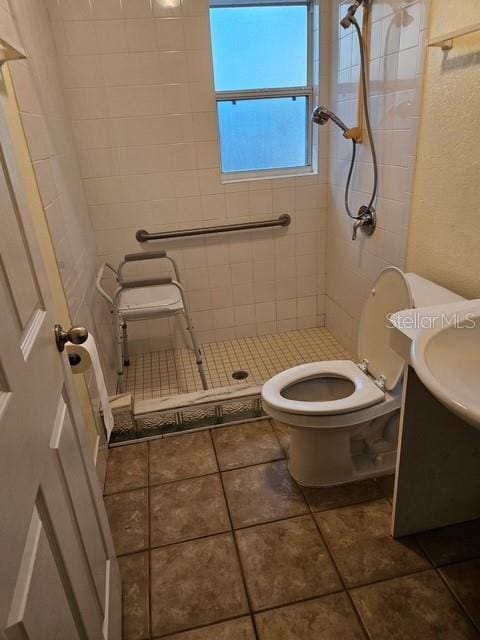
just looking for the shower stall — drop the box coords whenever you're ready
[21,0,427,444]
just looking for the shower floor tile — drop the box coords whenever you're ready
[124,327,349,400]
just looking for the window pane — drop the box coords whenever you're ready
[217,97,308,173]
[210,6,308,91]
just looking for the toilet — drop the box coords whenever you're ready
[261,267,464,487]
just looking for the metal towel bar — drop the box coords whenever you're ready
[136,214,291,242]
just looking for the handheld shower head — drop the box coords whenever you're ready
[312,106,350,134]
[340,0,365,29]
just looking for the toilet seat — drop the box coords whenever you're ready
[262,360,385,416]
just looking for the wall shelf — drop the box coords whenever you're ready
[428,22,480,50]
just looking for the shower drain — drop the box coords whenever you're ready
[232,370,249,380]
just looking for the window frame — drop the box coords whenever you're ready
[210,0,315,182]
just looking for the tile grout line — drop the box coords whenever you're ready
[308,512,373,640]
[112,471,478,621]
[107,430,480,638]
[124,327,350,401]
[151,613,255,640]
[309,500,478,638]
[434,563,480,634]
[208,429,261,640]
[112,509,339,560]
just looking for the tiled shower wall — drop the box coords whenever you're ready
[5,0,116,390]
[47,0,330,353]
[325,0,429,354]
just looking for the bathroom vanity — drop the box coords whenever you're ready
[390,300,480,537]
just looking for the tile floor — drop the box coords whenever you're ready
[104,420,480,640]
[124,327,349,400]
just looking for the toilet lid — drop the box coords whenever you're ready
[358,267,413,390]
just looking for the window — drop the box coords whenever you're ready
[209,0,313,178]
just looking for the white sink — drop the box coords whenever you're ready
[411,315,480,429]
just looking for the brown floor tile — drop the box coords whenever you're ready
[160,617,256,639]
[315,499,429,587]
[416,519,480,567]
[236,515,341,610]
[271,420,290,454]
[104,443,148,495]
[117,552,149,640]
[150,533,249,637]
[222,460,308,528]
[212,421,284,470]
[255,593,366,640]
[104,488,148,556]
[351,570,479,639]
[150,474,230,547]
[440,559,480,630]
[303,479,382,513]
[149,431,217,485]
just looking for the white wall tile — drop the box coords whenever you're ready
[213,307,234,329]
[125,19,157,51]
[210,286,233,309]
[235,324,257,338]
[232,283,254,306]
[93,21,127,55]
[122,0,153,19]
[234,304,255,326]
[64,21,98,55]
[155,17,185,50]
[326,0,428,355]
[91,0,123,20]
[255,302,276,323]
[55,0,92,21]
[47,0,329,353]
[152,0,182,18]
[10,0,117,392]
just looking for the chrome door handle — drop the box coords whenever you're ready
[54,324,88,352]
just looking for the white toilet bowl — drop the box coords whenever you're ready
[262,267,464,487]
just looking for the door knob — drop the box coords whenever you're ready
[55,324,88,352]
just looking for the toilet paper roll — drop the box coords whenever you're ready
[67,334,114,439]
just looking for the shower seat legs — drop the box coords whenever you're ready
[115,312,208,393]
[184,313,208,390]
[121,319,130,366]
[115,315,126,393]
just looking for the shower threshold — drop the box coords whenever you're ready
[109,383,266,445]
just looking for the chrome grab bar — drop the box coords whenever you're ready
[136,214,291,243]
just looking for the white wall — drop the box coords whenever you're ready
[326,0,429,355]
[5,0,116,390]
[407,0,480,298]
[47,0,330,353]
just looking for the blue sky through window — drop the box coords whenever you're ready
[210,6,308,91]
[209,4,309,173]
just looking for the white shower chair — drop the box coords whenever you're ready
[96,250,208,392]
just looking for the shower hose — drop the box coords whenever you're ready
[345,17,378,221]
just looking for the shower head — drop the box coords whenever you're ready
[312,106,350,134]
[340,0,366,29]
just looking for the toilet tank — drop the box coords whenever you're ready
[405,273,465,307]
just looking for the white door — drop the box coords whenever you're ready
[0,77,121,638]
